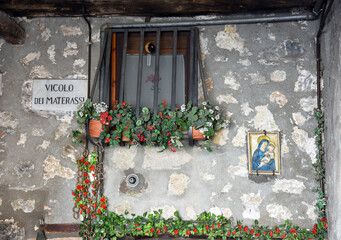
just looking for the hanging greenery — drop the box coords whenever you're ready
[312,109,327,218]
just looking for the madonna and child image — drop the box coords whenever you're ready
[248,132,280,175]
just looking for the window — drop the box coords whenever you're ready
[99,27,202,117]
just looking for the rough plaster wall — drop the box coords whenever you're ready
[0,16,319,239]
[105,19,319,229]
[321,0,341,238]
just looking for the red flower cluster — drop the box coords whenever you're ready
[136,132,145,141]
[100,111,112,125]
[167,140,176,152]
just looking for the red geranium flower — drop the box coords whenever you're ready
[194,228,198,233]
[255,233,260,237]
[97,209,101,214]
[227,232,231,236]
[100,203,106,208]
[270,231,273,237]
[244,226,248,232]
[211,224,214,229]
[137,228,141,231]
[100,197,106,203]
[321,218,327,222]
[84,161,90,165]
[77,184,82,190]
[84,179,90,184]
[312,229,317,235]
[275,228,280,234]
[232,230,236,235]
[250,229,254,234]
[264,231,267,235]
[163,226,167,231]
[325,223,328,229]
[157,229,161,234]
[186,230,191,235]
[105,137,111,143]
[238,225,242,230]
[174,230,179,235]
[89,165,95,171]
[150,228,155,233]
[206,225,209,231]
[313,225,317,230]
[217,222,221,228]
[83,192,87,196]
[135,224,138,227]
[281,234,286,238]
[290,228,296,234]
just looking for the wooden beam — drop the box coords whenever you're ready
[0,10,25,44]
[44,223,80,233]
[0,0,316,17]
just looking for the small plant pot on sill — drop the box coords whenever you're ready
[122,130,130,142]
[89,120,102,138]
[192,127,206,140]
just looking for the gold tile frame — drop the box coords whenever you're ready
[247,132,281,175]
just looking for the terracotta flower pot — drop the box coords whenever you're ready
[89,120,102,138]
[122,130,130,142]
[192,127,205,140]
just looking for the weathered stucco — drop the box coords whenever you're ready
[321,0,341,239]
[0,15,321,239]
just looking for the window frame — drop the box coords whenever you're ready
[99,27,200,116]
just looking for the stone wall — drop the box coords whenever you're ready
[321,0,341,239]
[0,15,320,239]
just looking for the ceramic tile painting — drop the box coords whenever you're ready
[248,132,280,175]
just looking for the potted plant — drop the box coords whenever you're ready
[178,100,229,151]
[132,100,184,152]
[99,101,136,147]
[72,99,109,143]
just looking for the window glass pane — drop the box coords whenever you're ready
[124,54,185,108]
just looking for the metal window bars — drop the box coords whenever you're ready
[91,26,206,144]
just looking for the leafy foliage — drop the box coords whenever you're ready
[74,99,229,152]
[91,210,328,240]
